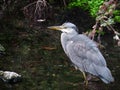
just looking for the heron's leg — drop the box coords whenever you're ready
[82,71,88,86]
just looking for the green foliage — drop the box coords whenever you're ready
[113,10,120,22]
[96,30,105,35]
[68,0,120,23]
[100,18,115,27]
[68,0,104,16]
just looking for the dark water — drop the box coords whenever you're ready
[0,26,120,90]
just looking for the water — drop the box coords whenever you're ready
[0,27,120,90]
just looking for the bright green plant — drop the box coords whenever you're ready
[68,0,120,23]
[113,10,120,22]
[68,0,104,16]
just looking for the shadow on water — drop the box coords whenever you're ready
[0,20,120,89]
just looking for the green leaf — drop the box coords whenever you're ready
[114,16,120,22]
[0,44,5,52]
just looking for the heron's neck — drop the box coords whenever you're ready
[64,31,78,38]
[61,32,78,45]
[60,32,78,54]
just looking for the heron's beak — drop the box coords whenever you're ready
[47,25,64,31]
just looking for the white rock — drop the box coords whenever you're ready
[3,71,21,80]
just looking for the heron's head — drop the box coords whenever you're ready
[48,22,79,34]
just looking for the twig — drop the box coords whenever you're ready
[63,0,67,7]
[23,1,37,9]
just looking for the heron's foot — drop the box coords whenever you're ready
[82,71,89,86]
[83,79,88,86]
[87,74,100,82]
[83,74,100,86]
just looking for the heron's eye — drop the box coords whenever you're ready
[64,27,67,29]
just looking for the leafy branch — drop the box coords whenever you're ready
[88,0,120,46]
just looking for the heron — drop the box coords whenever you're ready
[48,22,114,85]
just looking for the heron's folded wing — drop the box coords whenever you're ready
[68,40,106,67]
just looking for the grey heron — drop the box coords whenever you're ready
[48,22,114,85]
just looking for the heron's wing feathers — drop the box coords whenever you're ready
[66,35,114,83]
[66,35,106,69]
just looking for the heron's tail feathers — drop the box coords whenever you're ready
[87,64,114,84]
[98,67,114,84]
